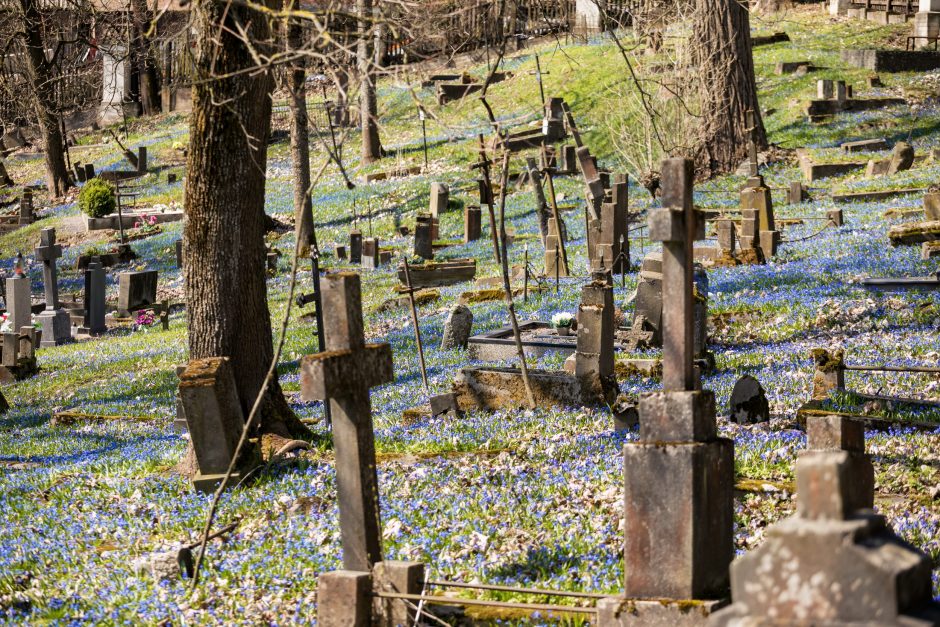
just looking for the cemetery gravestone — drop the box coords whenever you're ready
[464,205,481,243]
[414,214,434,260]
[19,189,32,225]
[117,270,158,317]
[440,304,473,350]
[576,271,616,404]
[6,260,30,337]
[300,272,392,571]
[429,182,448,240]
[361,237,380,270]
[925,192,940,221]
[79,258,107,336]
[728,375,770,424]
[712,415,940,625]
[717,219,736,253]
[35,228,72,348]
[618,158,733,610]
[179,357,259,492]
[349,230,362,265]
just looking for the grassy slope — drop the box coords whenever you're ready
[1,7,940,624]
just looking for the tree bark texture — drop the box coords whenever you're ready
[692,0,766,178]
[286,18,316,256]
[184,0,309,439]
[358,0,382,163]
[19,0,71,196]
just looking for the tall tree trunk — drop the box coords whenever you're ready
[692,0,766,178]
[185,0,309,440]
[286,17,316,256]
[358,0,382,163]
[130,0,161,115]
[19,0,70,196]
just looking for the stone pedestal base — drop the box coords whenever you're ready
[623,437,734,600]
[915,12,940,39]
[597,597,727,626]
[38,309,72,348]
[452,367,617,411]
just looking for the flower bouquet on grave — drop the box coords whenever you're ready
[134,309,156,330]
[551,312,574,336]
[114,214,161,243]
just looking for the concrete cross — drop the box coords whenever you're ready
[746,109,759,178]
[648,158,704,392]
[300,272,393,572]
[34,228,63,310]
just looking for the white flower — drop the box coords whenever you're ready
[551,312,573,327]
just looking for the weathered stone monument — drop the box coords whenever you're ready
[179,357,259,492]
[915,0,940,41]
[728,374,770,424]
[414,214,434,260]
[79,258,107,336]
[428,182,448,240]
[600,158,733,625]
[361,237,380,270]
[349,229,362,265]
[117,270,158,317]
[712,415,940,625]
[6,255,30,336]
[19,189,33,225]
[300,273,424,626]
[464,205,481,243]
[440,304,473,350]
[588,181,628,272]
[35,228,72,348]
[740,110,778,258]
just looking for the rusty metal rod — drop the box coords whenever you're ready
[424,580,609,599]
[844,365,940,373]
[373,591,598,614]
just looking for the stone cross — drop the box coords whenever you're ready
[622,158,732,603]
[300,273,393,571]
[35,228,71,347]
[712,415,940,625]
[746,109,759,179]
[35,228,62,311]
[649,159,704,391]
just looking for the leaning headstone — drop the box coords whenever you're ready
[888,141,915,174]
[712,415,940,625]
[827,208,844,226]
[464,205,481,243]
[79,257,107,336]
[414,214,434,260]
[35,228,72,347]
[759,229,781,258]
[84,163,95,180]
[728,375,770,424]
[334,244,347,260]
[440,304,473,350]
[117,270,158,317]
[74,163,87,183]
[787,181,807,204]
[6,257,30,336]
[604,159,733,623]
[179,357,259,492]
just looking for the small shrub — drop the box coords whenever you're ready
[78,178,116,218]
